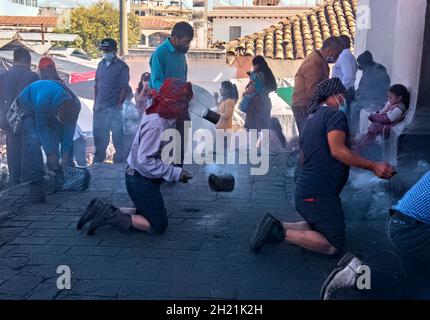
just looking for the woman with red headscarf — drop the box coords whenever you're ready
[78,78,193,236]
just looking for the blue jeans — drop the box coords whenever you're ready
[93,106,124,163]
[125,172,168,235]
[386,215,430,299]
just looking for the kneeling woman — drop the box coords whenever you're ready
[78,78,193,235]
[250,78,395,256]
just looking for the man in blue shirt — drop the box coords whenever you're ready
[387,171,430,299]
[19,80,80,203]
[149,22,194,91]
[320,172,430,300]
[149,22,194,166]
[93,38,130,163]
[0,48,39,185]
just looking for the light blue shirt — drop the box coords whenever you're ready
[19,80,74,155]
[332,49,357,89]
[149,38,188,91]
[394,171,430,224]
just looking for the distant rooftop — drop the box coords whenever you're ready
[0,16,59,27]
[140,17,177,30]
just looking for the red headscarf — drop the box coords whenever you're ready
[146,78,193,120]
[38,56,56,71]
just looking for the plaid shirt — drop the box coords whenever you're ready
[95,57,130,108]
[394,171,430,224]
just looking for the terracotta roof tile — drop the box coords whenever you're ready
[226,0,357,60]
[139,17,176,30]
[0,16,58,27]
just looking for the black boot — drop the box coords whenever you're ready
[250,213,285,253]
[77,197,106,230]
[87,204,132,235]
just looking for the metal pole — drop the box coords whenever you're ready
[119,0,128,57]
[204,0,208,49]
[41,24,45,45]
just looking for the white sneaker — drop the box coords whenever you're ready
[320,252,363,300]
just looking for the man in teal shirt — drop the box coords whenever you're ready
[149,22,194,91]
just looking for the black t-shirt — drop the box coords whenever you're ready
[295,106,350,198]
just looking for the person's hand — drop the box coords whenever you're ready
[140,83,150,97]
[179,170,193,183]
[371,162,395,179]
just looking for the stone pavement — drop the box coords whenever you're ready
[0,153,407,300]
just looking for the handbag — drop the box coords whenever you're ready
[239,93,256,113]
[61,166,91,191]
[6,97,28,136]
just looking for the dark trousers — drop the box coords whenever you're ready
[93,107,124,163]
[125,172,168,235]
[5,128,27,185]
[386,214,430,299]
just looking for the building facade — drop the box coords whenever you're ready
[131,0,191,47]
[209,4,317,43]
[39,6,75,28]
[0,0,39,16]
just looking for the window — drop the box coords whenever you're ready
[229,26,241,41]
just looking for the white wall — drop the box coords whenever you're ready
[0,2,39,16]
[355,0,427,117]
[212,18,282,42]
[391,0,427,112]
[281,0,321,5]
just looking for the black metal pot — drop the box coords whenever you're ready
[208,174,235,192]
[202,109,221,125]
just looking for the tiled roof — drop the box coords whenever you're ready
[140,17,176,30]
[226,0,357,60]
[0,16,59,27]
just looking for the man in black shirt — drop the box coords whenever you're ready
[250,78,395,256]
[0,48,39,185]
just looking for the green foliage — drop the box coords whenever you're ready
[63,0,140,58]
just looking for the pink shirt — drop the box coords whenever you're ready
[127,113,182,182]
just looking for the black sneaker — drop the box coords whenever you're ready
[77,197,105,230]
[250,214,285,253]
